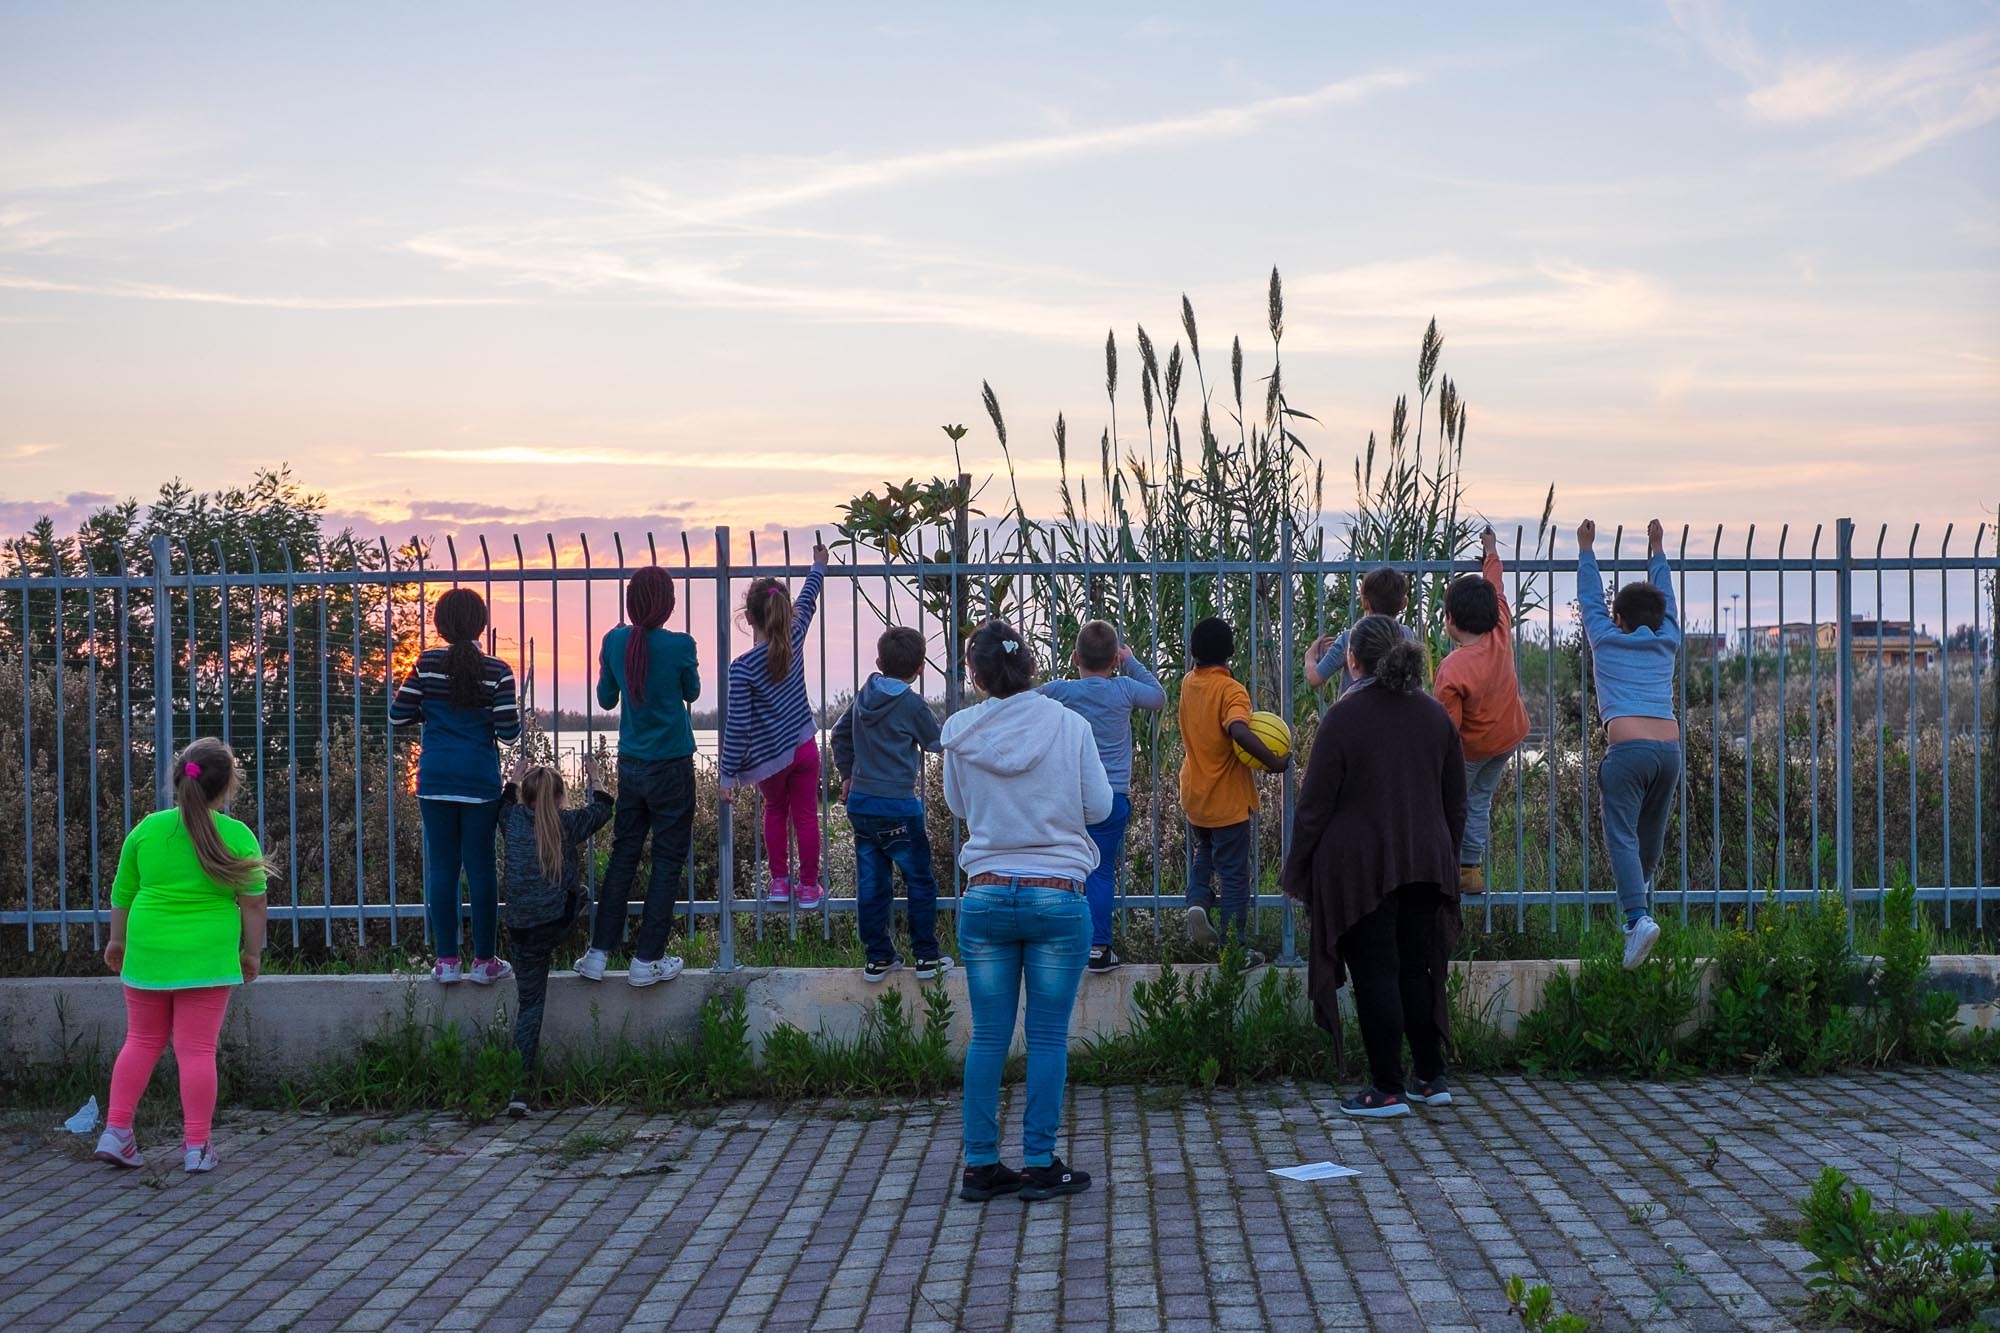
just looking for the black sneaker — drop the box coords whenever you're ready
[863,958,903,983]
[1019,1156,1091,1200]
[1086,947,1121,974]
[1243,948,1268,969]
[1339,1088,1412,1119]
[959,1162,1024,1202]
[914,955,953,980]
[1407,1077,1452,1106]
[506,1098,531,1119]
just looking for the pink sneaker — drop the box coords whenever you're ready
[795,882,826,909]
[465,958,513,986]
[432,958,463,984]
[767,875,791,905]
[94,1127,144,1168]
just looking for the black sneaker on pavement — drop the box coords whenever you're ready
[1086,946,1121,974]
[960,1162,1025,1202]
[1019,1156,1091,1200]
[863,958,903,983]
[1339,1088,1413,1119]
[1407,1076,1453,1106]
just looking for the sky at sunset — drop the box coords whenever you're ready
[4,0,1998,563]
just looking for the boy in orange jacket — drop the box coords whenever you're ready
[1435,527,1531,893]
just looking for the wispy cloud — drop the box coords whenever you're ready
[1667,0,2000,174]
[0,272,518,310]
[6,442,61,459]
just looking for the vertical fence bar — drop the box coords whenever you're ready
[1775,526,1789,900]
[1545,530,1557,921]
[282,541,301,947]
[1808,526,1822,895]
[152,534,174,808]
[1939,527,1953,925]
[214,540,231,750]
[1835,518,1856,934]
[681,532,697,943]
[1278,517,1297,966]
[378,538,397,946]
[1675,527,1691,922]
[17,544,34,951]
[316,542,333,949]
[714,526,736,973]
[181,541,196,747]
[116,548,132,844]
[83,548,102,946]
[1514,526,1527,930]
[51,546,69,941]
[1709,526,1723,921]
[1874,525,1887,917]
[1905,527,1920,912]
[1743,525,1757,923]
[348,540,365,944]
[249,548,267,891]
[1974,525,1988,929]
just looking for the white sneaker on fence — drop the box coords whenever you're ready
[1623,915,1662,970]
[574,949,608,982]
[628,956,684,988]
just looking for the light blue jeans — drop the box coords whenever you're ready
[1460,752,1514,865]
[1598,740,1683,917]
[958,879,1091,1168]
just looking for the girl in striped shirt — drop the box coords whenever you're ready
[390,588,521,984]
[720,541,829,907]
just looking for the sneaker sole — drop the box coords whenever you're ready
[1019,1180,1091,1200]
[914,961,950,980]
[959,1183,1022,1202]
[1408,1092,1454,1107]
[864,968,900,983]
[1086,962,1120,974]
[1339,1103,1412,1119]
[93,1150,142,1168]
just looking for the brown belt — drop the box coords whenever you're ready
[966,872,1083,894]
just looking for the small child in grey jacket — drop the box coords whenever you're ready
[831,627,948,982]
[499,753,614,1113]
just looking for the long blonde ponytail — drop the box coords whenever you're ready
[520,766,568,884]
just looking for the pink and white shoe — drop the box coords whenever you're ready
[767,876,792,905]
[795,883,826,909]
[94,1127,144,1168]
[464,958,513,986]
[183,1143,218,1173]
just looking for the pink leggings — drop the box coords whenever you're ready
[757,739,823,887]
[109,986,231,1147]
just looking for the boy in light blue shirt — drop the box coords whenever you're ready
[1038,620,1167,972]
[1575,518,1682,970]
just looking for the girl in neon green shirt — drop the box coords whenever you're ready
[96,738,269,1174]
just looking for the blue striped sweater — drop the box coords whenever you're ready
[388,646,521,800]
[720,563,823,788]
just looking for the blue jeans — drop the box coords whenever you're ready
[592,755,695,962]
[1083,793,1133,949]
[1188,820,1253,941]
[852,810,941,965]
[421,797,501,960]
[1598,741,1682,917]
[959,880,1090,1168]
[1460,752,1514,865]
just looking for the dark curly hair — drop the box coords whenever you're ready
[1444,572,1501,637]
[968,619,1036,697]
[1349,614,1426,694]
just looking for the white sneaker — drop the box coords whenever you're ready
[93,1127,143,1168]
[183,1143,217,1173]
[574,949,608,982]
[1186,906,1218,948]
[1623,915,1662,970]
[432,959,463,985]
[628,956,684,988]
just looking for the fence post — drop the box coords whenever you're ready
[1278,517,1299,967]
[1834,517,1856,932]
[150,533,174,809]
[948,472,969,715]
[714,526,737,974]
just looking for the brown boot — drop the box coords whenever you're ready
[1456,864,1486,895]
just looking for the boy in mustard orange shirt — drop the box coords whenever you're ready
[1179,617,1288,961]
[1435,527,1531,893]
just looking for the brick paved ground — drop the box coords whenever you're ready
[5,1071,1997,1332]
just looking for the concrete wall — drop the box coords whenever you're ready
[3,956,1994,1083]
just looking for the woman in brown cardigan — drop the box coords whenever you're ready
[1281,614,1467,1118]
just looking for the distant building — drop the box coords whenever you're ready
[1830,620,1941,669]
[1759,623,1821,654]
[1683,632,1726,662]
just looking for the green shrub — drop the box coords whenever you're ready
[1072,946,1333,1087]
[1702,890,1859,1074]
[1797,1166,2000,1331]
[1516,920,1700,1078]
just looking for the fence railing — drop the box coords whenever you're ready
[3,516,1994,969]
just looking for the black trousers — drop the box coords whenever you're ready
[1341,885,1445,1094]
[508,908,578,1083]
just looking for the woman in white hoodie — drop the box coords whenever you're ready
[943,618,1112,1204]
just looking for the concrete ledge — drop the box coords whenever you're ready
[3,956,1993,1083]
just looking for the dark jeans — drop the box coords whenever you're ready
[1188,819,1254,940]
[852,810,941,965]
[508,906,578,1082]
[591,755,695,962]
[1084,793,1133,949]
[421,798,501,960]
[1598,740,1682,917]
[1342,884,1446,1095]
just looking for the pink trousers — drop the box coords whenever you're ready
[757,739,823,886]
[109,985,231,1147]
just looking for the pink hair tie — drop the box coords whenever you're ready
[184,762,202,778]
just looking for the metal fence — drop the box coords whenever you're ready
[3,516,1995,969]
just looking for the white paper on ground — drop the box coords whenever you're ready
[61,1096,99,1135]
[1268,1160,1360,1182]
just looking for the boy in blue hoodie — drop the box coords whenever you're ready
[1037,619,1167,973]
[1576,518,1682,970]
[832,627,949,981]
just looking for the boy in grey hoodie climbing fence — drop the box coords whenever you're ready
[832,626,949,981]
